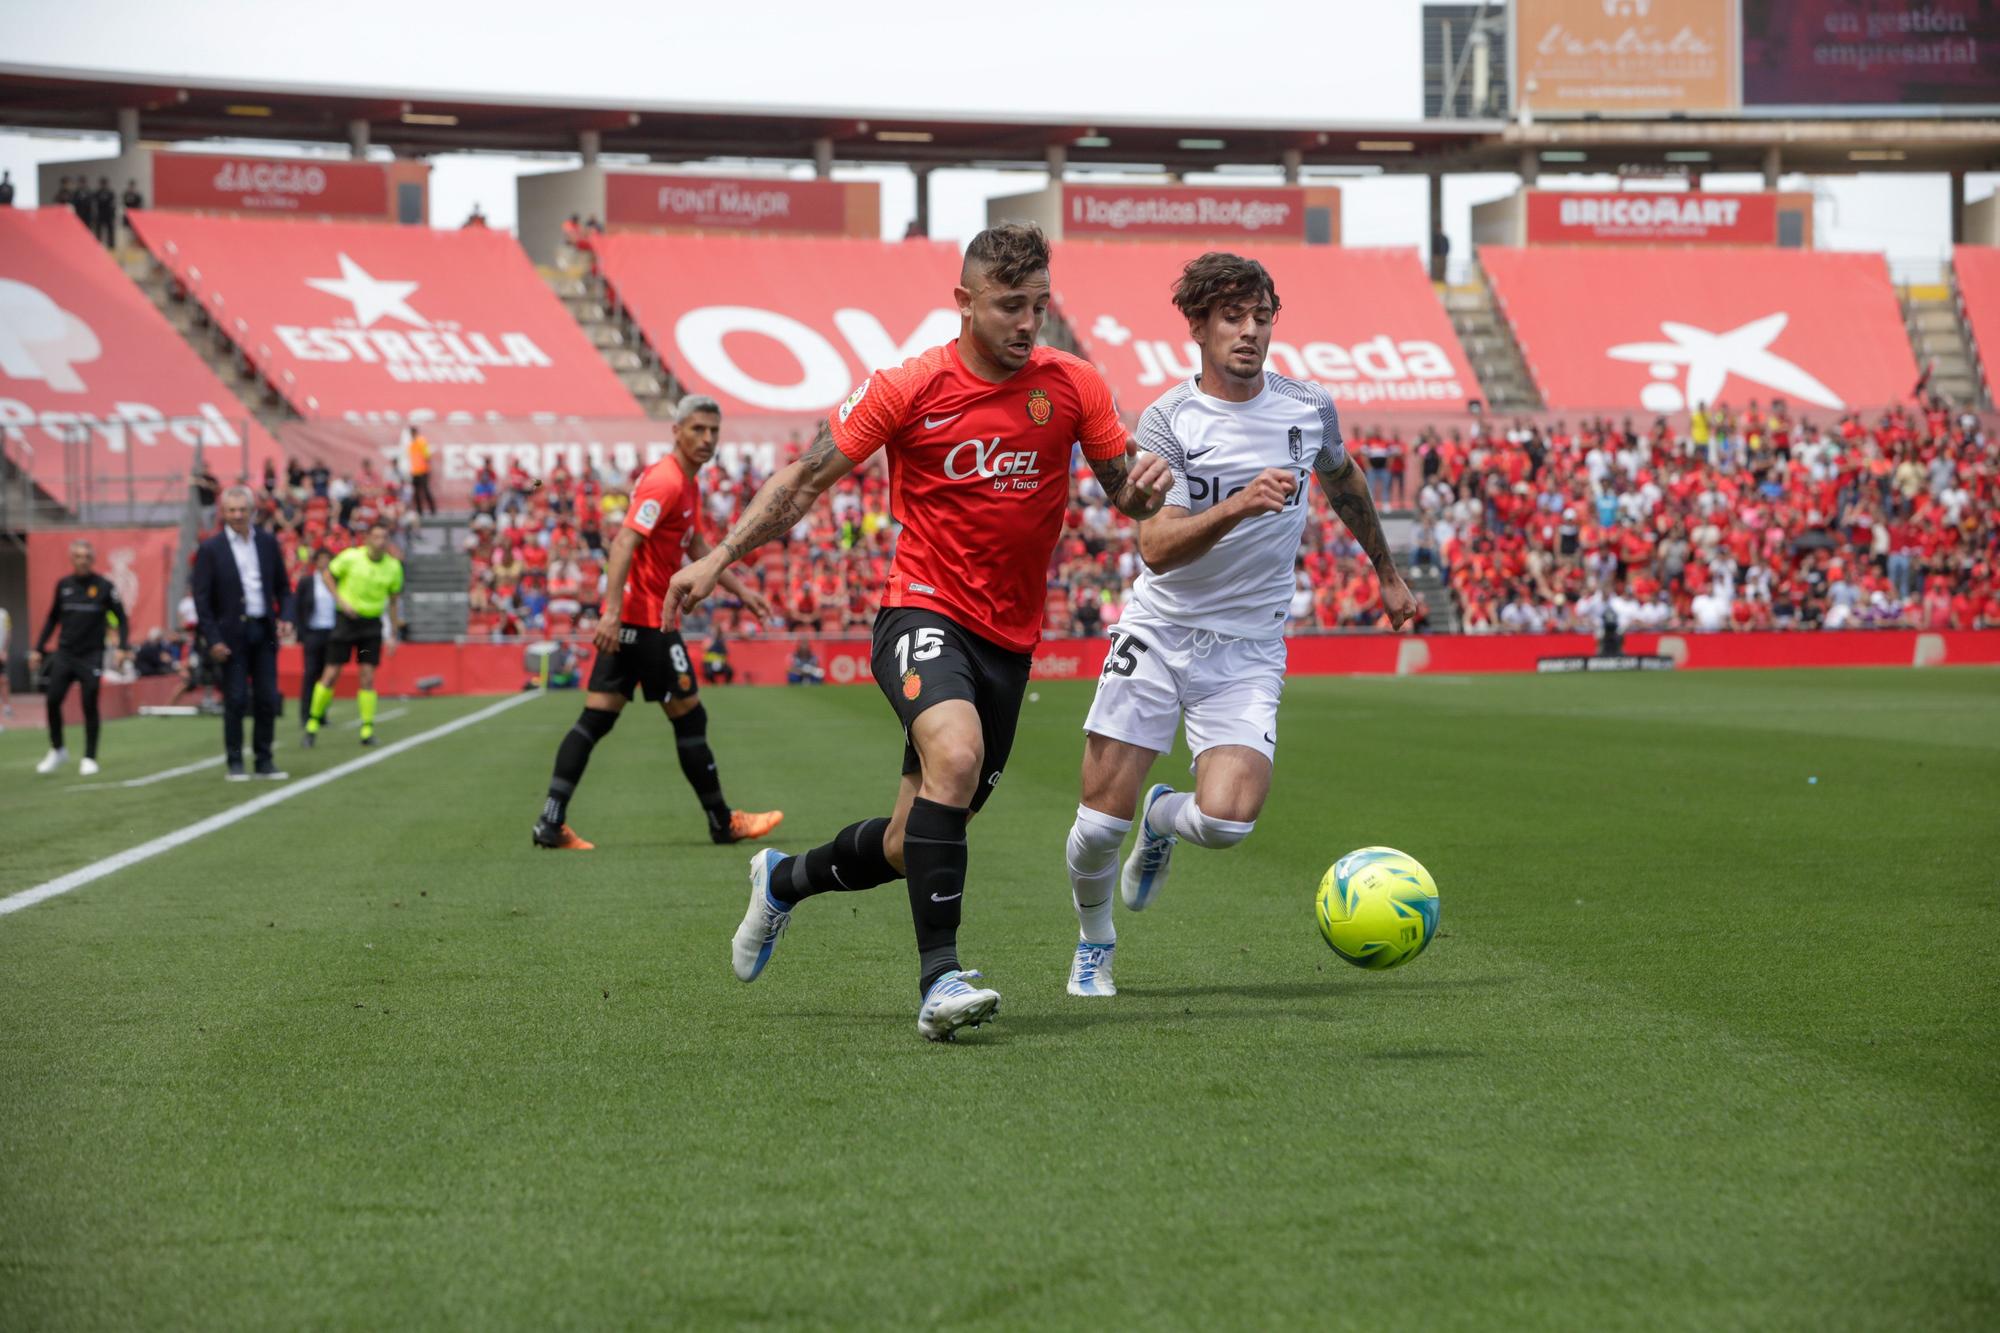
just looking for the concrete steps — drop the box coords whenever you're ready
[1444,270,1541,412]
[1902,279,1987,409]
[543,261,681,420]
[400,521,470,641]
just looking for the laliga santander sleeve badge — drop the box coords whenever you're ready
[844,374,876,420]
[1026,388,1053,426]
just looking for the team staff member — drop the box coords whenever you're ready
[530,395,783,851]
[30,540,131,776]
[192,486,292,780]
[292,547,337,727]
[303,523,404,748]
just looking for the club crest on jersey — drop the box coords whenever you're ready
[1026,387,1052,426]
[1287,426,1304,464]
[902,670,922,701]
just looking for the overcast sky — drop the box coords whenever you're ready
[1,0,1987,265]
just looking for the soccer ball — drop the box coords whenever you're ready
[1316,847,1440,970]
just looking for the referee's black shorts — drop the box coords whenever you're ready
[326,612,384,667]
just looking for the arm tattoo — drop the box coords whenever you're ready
[1316,446,1396,573]
[1088,452,1130,500]
[718,421,839,562]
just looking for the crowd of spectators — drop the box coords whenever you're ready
[1406,399,1998,634]
[237,396,1995,644]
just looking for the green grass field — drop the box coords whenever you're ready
[2,668,1996,1330]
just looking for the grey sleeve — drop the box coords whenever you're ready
[1135,402,1192,510]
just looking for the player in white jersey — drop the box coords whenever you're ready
[1061,252,1418,996]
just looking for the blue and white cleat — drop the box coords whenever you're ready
[1121,783,1179,912]
[731,848,793,982]
[918,969,1001,1042]
[1066,940,1116,997]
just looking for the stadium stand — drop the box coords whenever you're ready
[126,212,640,422]
[1479,247,1921,415]
[1054,242,1485,416]
[0,208,276,509]
[1950,247,2000,408]
[588,232,966,443]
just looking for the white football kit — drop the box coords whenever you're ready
[1083,371,1344,765]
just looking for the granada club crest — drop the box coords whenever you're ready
[1026,388,1053,426]
[1287,426,1304,464]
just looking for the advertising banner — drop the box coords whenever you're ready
[605,174,852,233]
[1515,0,1739,114]
[130,212,638,422]
[153,154,391,217]
[1063,185,1308,241]
[26,526,181,647]
[1742,0,1997,105]
[1527,191,1778,244]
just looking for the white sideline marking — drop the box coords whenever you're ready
[1,693,539,918]
[72,709,412,790]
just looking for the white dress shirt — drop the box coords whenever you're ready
[226,526,265,617]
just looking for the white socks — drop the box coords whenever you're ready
[1145,792,1255,849]
[1066,804,1130,944]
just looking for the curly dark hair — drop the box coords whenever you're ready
[962,222,1051,289]
[1171,251,1281,325]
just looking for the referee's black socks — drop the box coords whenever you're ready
[771,817,898,906]
[904,798,969,997]
[541,706,618,826]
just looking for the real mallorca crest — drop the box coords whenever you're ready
[902,671,922,701]
[1026,387,1053,426]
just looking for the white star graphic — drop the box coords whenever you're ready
[304,254,429,329]
[1090,314,1132,347]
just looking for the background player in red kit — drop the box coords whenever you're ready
[668,223,1171,1041]
[531,396,784,850]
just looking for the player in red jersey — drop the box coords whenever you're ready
[531,396,785,850]
[667,223,1172,1040]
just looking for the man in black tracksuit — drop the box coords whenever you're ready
[30,541,131,776]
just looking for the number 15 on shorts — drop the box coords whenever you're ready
[894,627,945,675]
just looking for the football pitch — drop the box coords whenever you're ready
[2,667,1995,1329]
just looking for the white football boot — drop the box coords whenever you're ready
[1121,784,1179,911]
[35,747,69,775]
[79,758,100,777]
[1066,941,1116,997]
[731,848,793,982]
[918,969,1001,1041]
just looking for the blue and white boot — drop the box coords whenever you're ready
[1066,940,1116,997]
[918,969,1001,1042]
[1121,784,1179,911]
[731,848,793,982]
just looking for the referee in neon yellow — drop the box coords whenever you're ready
[304,522,405,748]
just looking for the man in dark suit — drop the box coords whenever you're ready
[290,546,337,727]
[193,485,292,780]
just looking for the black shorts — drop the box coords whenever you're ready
[870,607,1032,814]
[327,612,384,667]
[587,624,699,703]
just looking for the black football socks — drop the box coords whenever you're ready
[771,817,897,906]
[670,705,736,841]
[540,707,617,827]
[903,798,970,996]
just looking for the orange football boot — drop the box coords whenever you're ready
[717,809,785,844]
[532,822,595,850]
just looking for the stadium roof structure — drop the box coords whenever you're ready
[2,65,1995,178]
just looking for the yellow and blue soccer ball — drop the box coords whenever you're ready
[1316,847,1440,970]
